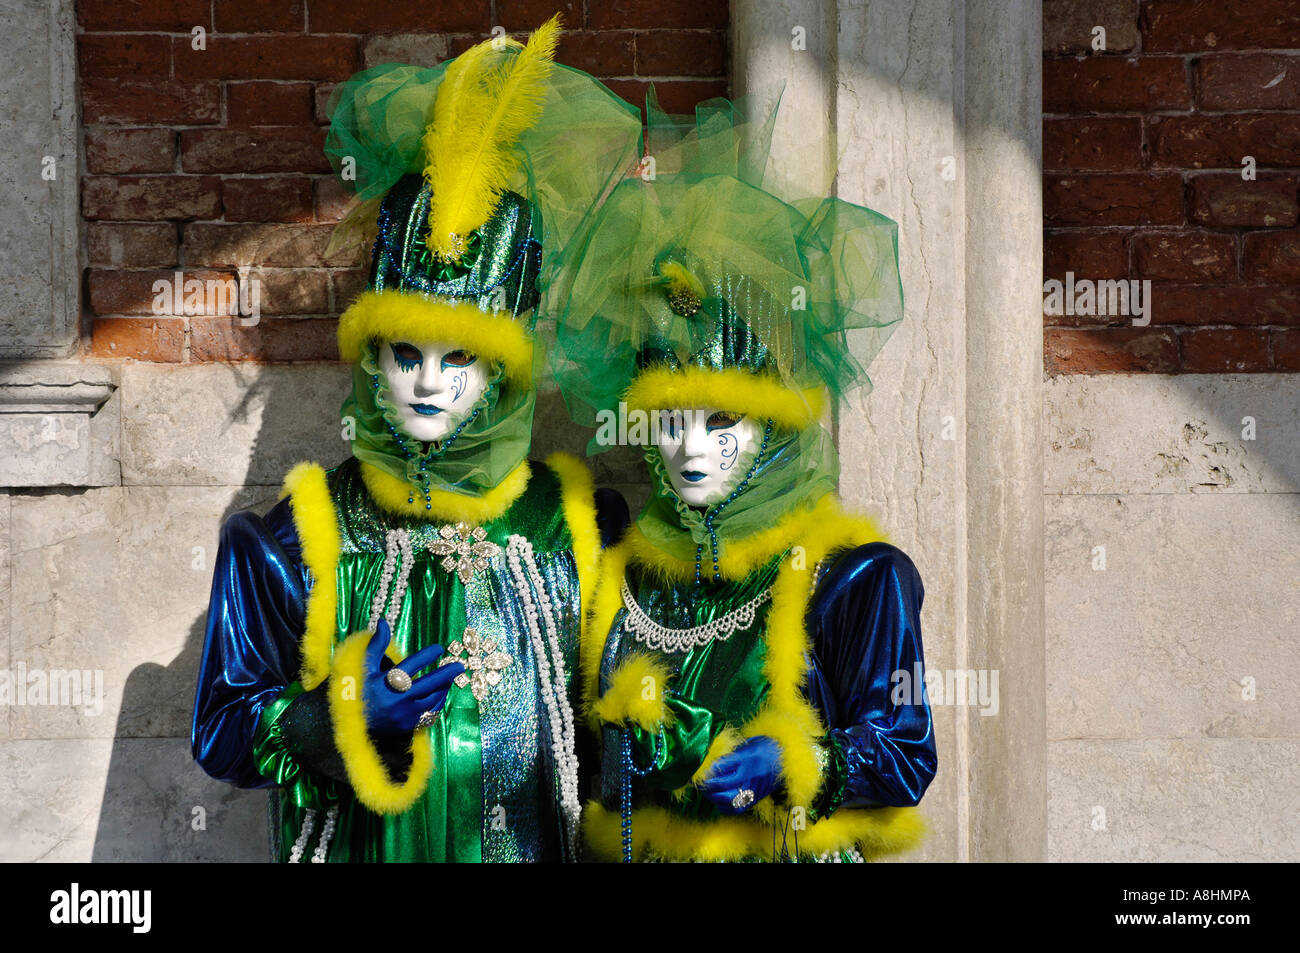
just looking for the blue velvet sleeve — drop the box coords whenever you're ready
[803,541,937,810]
[191,497,305,788]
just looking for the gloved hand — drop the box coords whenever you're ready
[697,735,783,815]
[362,619,465,736]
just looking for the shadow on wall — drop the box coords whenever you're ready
[88,353,645,860]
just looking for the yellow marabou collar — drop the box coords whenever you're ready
[359,459,531,524]
[626,493,841,582]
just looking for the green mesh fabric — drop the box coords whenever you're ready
[552,88,904,430]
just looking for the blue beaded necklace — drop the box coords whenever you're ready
[619,726,663,863]
[695,418,774,584]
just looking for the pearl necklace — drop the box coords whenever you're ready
[620,578,772,654]
[505,534,581,859]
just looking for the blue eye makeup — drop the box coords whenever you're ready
[390,342,423,372]
[706,411,744,432]
[441,350,477,370]
[662,411,683,439]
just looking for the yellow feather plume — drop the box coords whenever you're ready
[422,15,561,263]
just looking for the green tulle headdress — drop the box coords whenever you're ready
[553,88,904,577]
[323,15,641,514]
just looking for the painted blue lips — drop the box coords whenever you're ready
[681,470,707,483]
[410,404,443,416]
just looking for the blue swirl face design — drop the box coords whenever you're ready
[378,339,488,442]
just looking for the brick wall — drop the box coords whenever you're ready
[1043,0,1300,373]
[78,1,729,363]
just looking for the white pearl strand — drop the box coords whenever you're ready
[620,578,772,654]
[288,808,316,863]
[289,530,413,864]
[505,534,581,857]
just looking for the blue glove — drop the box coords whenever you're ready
[362,619,465,736]
[697,736,783,815]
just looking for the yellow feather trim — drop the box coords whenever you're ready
[626,493,841,583]
[359,459,531,524]
[687,727,743,788]
[422,15,560,262]
[337,290,535,384]
[624,366,825,432]
[281,462,340,690]
[591,653,674,730]
[584,801,925,862]
[327,632,434,814]
[544,451,600,624]
[580,539,629,729]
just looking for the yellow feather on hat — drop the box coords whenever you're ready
[421,14,561,263]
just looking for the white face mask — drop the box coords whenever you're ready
[655,407,761,507]
[377,337,490,444]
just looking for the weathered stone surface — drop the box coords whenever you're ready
[1049,740,1300,861]
[0,490,9,741]
[8,484,277,739]
[0,738,268,861]
[0,363,121,488]
[1047,494,1300,741]
[120,364,351,486]
[1045,375,1300,493]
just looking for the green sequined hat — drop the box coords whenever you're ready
[322,16,641,506]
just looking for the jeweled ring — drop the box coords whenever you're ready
[415,709,439,729]
[385,667,413,693]
[731,788,755,810]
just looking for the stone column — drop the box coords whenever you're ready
[733,0,1046,861]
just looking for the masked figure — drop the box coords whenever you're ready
[554,92,936,862]
[192,17,642,862]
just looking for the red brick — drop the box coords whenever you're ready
[82,80,220,125]
[314,176,353,223]
[78,35,170,79]
[89,317,186,362]
[89,269,239,316]
[1045,328,1179,373]
[227,82,314,126]
[314,84,337,125]
[1198,54,1300,111]
[1044,174,1184,226]
[79,0,211,31]
[637,30,727,77]
[189,317,339,362]
[606,79,729,115]
[82,176,222,221]
[1044,230,1128,279]
[241,268,331,314]
[215,0,305,32]
[1142,0,1300,53]
[1148,284,1300,327]
[87,223,179,268]
[331,269,370,310]
[590,0,727,30]
[308,0,489,33]
[222,177,314,222]
[1243,232,1300,282]
[497,0,585,30]
[183,223,362,267]
[554,31,635,76]
[173,35,359,81]
[1043,0,1139,55]
[1044,118,1143,172]
[1190,174,1299,228]
[1133,232,1235,281]
[1180,329,1270,372]
[181,128,331,174]
[1043,57,1191,114]
[1272,329,1300,369]
[1150,115,1300,169]
[85,128,176,174]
